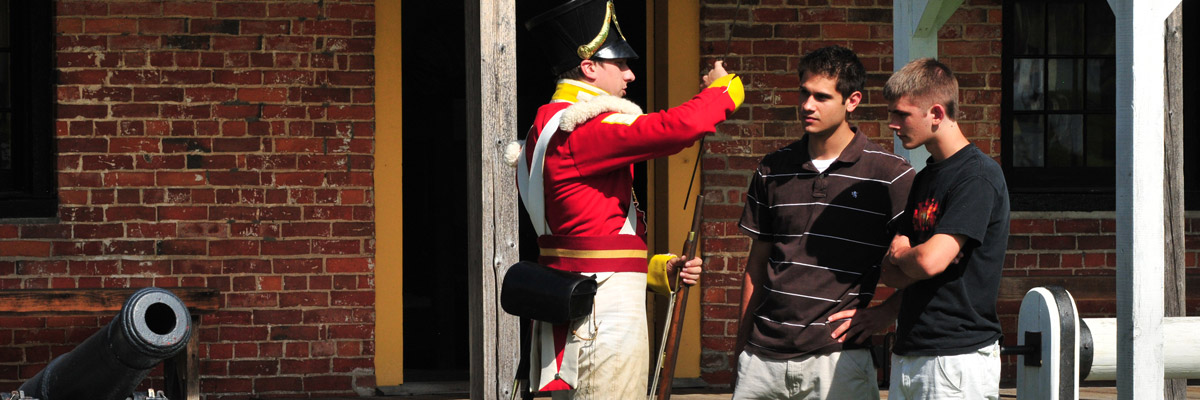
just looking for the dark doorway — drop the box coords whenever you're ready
[401,1,469,382]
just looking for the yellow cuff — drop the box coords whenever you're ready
[647,254,676,295]
[707,74,744,111]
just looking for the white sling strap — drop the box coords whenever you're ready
[517,111,564,237]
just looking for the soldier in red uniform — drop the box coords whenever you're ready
[509,0,743,398]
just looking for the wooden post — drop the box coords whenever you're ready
[465,0,521,399]
[1110,0,1179,397]
[891,0,962,171]
[1162,3,1185,399]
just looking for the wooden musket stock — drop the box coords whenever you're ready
[650,195,704,400]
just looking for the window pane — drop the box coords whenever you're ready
[1086,1,1115,55]
[1012,2,1045,55]
[1086,114,1115,167]
[0,53,9,109]
[0,112,10,170]
[1086,58,1115,110]
[1047,114,1084,167]
[0,0,8,48]
[1013,59,1044,110]
[1047,2,1084,55]
[1013,115,1045,167]
[1047,59,1084,110]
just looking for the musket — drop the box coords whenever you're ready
[648,194,703,400]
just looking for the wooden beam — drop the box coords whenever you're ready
[1110,0,1180,397]
[1163,3,1185,398]
[891,0,962,171]
[0,288,219,314]
[464,0,521,399]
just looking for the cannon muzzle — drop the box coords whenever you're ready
[20,287,192,400]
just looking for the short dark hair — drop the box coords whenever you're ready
[557,66,586,81]
[884,58,959,121]
[797,45,866,102]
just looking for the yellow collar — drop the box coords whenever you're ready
[551,79,608,103]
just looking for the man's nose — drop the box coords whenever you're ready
[626,70,635,82]
[801,96,817,111]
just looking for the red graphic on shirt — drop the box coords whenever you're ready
[913,199,939,232]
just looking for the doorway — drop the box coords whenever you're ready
[401,1,470,382]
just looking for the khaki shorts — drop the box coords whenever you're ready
[732,349,879,400]
[888,341,1001,400]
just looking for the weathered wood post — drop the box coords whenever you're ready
[1110,0,1180,398]
[465,0,521,399]
[1162,3,1185,399]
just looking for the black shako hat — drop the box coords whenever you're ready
[525,0,640,76]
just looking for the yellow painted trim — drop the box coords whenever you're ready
[374,0,404,386]
[540,248,649,259]
[649,0,703,380]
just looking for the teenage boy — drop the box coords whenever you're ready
[734,45,914,400]
[871,58,1010,399]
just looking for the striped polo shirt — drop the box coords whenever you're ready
[739,129,914,359]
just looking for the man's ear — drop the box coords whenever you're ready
[579,59,599,80]
[844,91,863,113]
[929,103,947,125]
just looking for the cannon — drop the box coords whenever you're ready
[16,287,192,400]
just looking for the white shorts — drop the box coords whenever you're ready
[888,341,1000,400]
[732,349,879,400]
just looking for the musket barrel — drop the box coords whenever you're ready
[20,287,192,400]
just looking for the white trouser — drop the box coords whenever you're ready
[888,341,1001,400]
[732,349,879,400]
[551,272,648,400]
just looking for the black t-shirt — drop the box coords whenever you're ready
[893,144,1010,356]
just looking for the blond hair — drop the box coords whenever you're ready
[883,58,959,120]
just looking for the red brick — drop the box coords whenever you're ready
[327,3,373,20]
[330,291,372,306]
[103,172,155,187]
[269,3,321,18]
[1056,219,1100,234]
[85,18,137,34]
[255,376,305,393]
[327,324,371,339]
[280,358,328,374]
[209,240,260,256]
[156,172,206,186]
[272,258,320,274]
[237,88,288,103]
[279,292,327,308]
[158,206,208,220]
[1010,219,1055,234]
[323,38,373,53]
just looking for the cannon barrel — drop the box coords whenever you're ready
[20,287,192,400]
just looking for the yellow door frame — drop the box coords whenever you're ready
[374,0,404,386]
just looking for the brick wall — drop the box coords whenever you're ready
[695,0,1198,387]
[1,1,376,398]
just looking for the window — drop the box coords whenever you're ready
[1002,0,1116,210]
[0,0,55,218]
[1002,0,1200,211]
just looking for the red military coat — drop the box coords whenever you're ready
[523,76,742,273]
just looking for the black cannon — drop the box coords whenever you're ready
[18,287,192,400]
